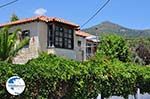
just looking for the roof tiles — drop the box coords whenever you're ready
[75,30,93,37]
[0,16,79,27]
[0,16,93,38]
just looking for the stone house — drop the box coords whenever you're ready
[0,16,98,64]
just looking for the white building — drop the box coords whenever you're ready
[0,16,98,64]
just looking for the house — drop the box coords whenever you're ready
[0,16,98,64]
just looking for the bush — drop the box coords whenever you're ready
[127,37,150,65]
[97,34,131,62]
[0,54,149,98]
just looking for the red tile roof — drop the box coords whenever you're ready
[0,16,94,38]
[75,30,93,37]
[75,30,98,42]
[0,16,79,27]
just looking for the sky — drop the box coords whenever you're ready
[0,0,150,29]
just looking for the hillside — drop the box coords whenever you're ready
[83,21,150,38]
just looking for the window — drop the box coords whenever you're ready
[78,41,81,47]
[22,30,30,39]
[21,30,30,48]
[47,25,53,47]
[54,26,64,48]
[9,33,13,35]
[53,25,74,49]
[93,44,97,53]
[86,43,92,55]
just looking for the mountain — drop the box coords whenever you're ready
[83,21,150,38]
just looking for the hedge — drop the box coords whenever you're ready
[0,54,150,99]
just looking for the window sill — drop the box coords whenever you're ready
[47,46,74,50]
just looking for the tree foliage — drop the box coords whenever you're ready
[0,54,149,99]
[135,44,150,65]
[97,34,131,62]
[0,34,149,98]
[10,14,19,22]
[127,37,150,65]
[0,27,29,62]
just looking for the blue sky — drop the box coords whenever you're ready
[0,0,150,29]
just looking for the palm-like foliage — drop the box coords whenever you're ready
[0,27,29,62]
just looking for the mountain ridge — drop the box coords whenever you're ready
[83,21,150,38]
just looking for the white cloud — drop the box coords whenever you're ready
[34,8,47,15]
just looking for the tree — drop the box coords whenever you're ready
[10,13,19,22]
[0,27,29,62]
[135,44,150,65]
[96,34,131,62]
[127,37,150,65]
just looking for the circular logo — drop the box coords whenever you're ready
[6,76,25,95]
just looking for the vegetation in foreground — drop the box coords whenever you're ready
[0,34,149,99]
[0,27,29,62]
[0,54,149,99]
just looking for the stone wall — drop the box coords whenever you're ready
[13,37,39,64]
[10,22,41,64]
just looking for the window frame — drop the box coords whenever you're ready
[21,30,30,48]
[54,25,74,49]
[21,30,30,40]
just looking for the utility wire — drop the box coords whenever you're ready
[0,0,19,9]
[81,0,111,28]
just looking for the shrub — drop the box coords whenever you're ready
[0,54,149,99]
[97,34,131,62]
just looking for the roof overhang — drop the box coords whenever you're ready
[85,35,100,42]
[0,16,79,28]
